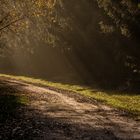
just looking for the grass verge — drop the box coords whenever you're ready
[0,75,29,122]
[0,74,140,116]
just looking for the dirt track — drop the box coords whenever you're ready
[0,78,140,140]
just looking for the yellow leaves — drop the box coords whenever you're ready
[47,0,57,9]
[120,25,131,37]
[32,11,43,18]
[30,0,56,18]
[97,0,111,9]
[99,21,114,33]
[10,11,16,17]
[34,0,47,8]
[0,0,59,42]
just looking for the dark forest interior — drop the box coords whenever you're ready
[0,0,140,90]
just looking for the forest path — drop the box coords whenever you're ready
[0,78,140,140]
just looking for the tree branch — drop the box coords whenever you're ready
[0,12,10,24]
[0,17,24,31]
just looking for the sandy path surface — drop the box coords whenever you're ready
[0,78,140,140]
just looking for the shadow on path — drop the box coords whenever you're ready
[0,79,139,140]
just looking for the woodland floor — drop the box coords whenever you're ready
[0,77,140,140]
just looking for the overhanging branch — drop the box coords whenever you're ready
[0,17,24,31]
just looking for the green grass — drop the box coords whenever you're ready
[0,76,29,122]
[0,94,28,122]
[0,74,140,116]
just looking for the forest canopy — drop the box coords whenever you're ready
[0,0,140,89]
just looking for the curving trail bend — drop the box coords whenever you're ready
[0,78,140,140]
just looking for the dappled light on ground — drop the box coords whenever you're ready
[0,77,139,140]
[0,1,140,139]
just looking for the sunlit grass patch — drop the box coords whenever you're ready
[0,74,140,116]
[81,91,140,115]
[18,96,29,105]
[0,94,28,123]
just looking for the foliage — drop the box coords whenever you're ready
[0,0,140,88]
